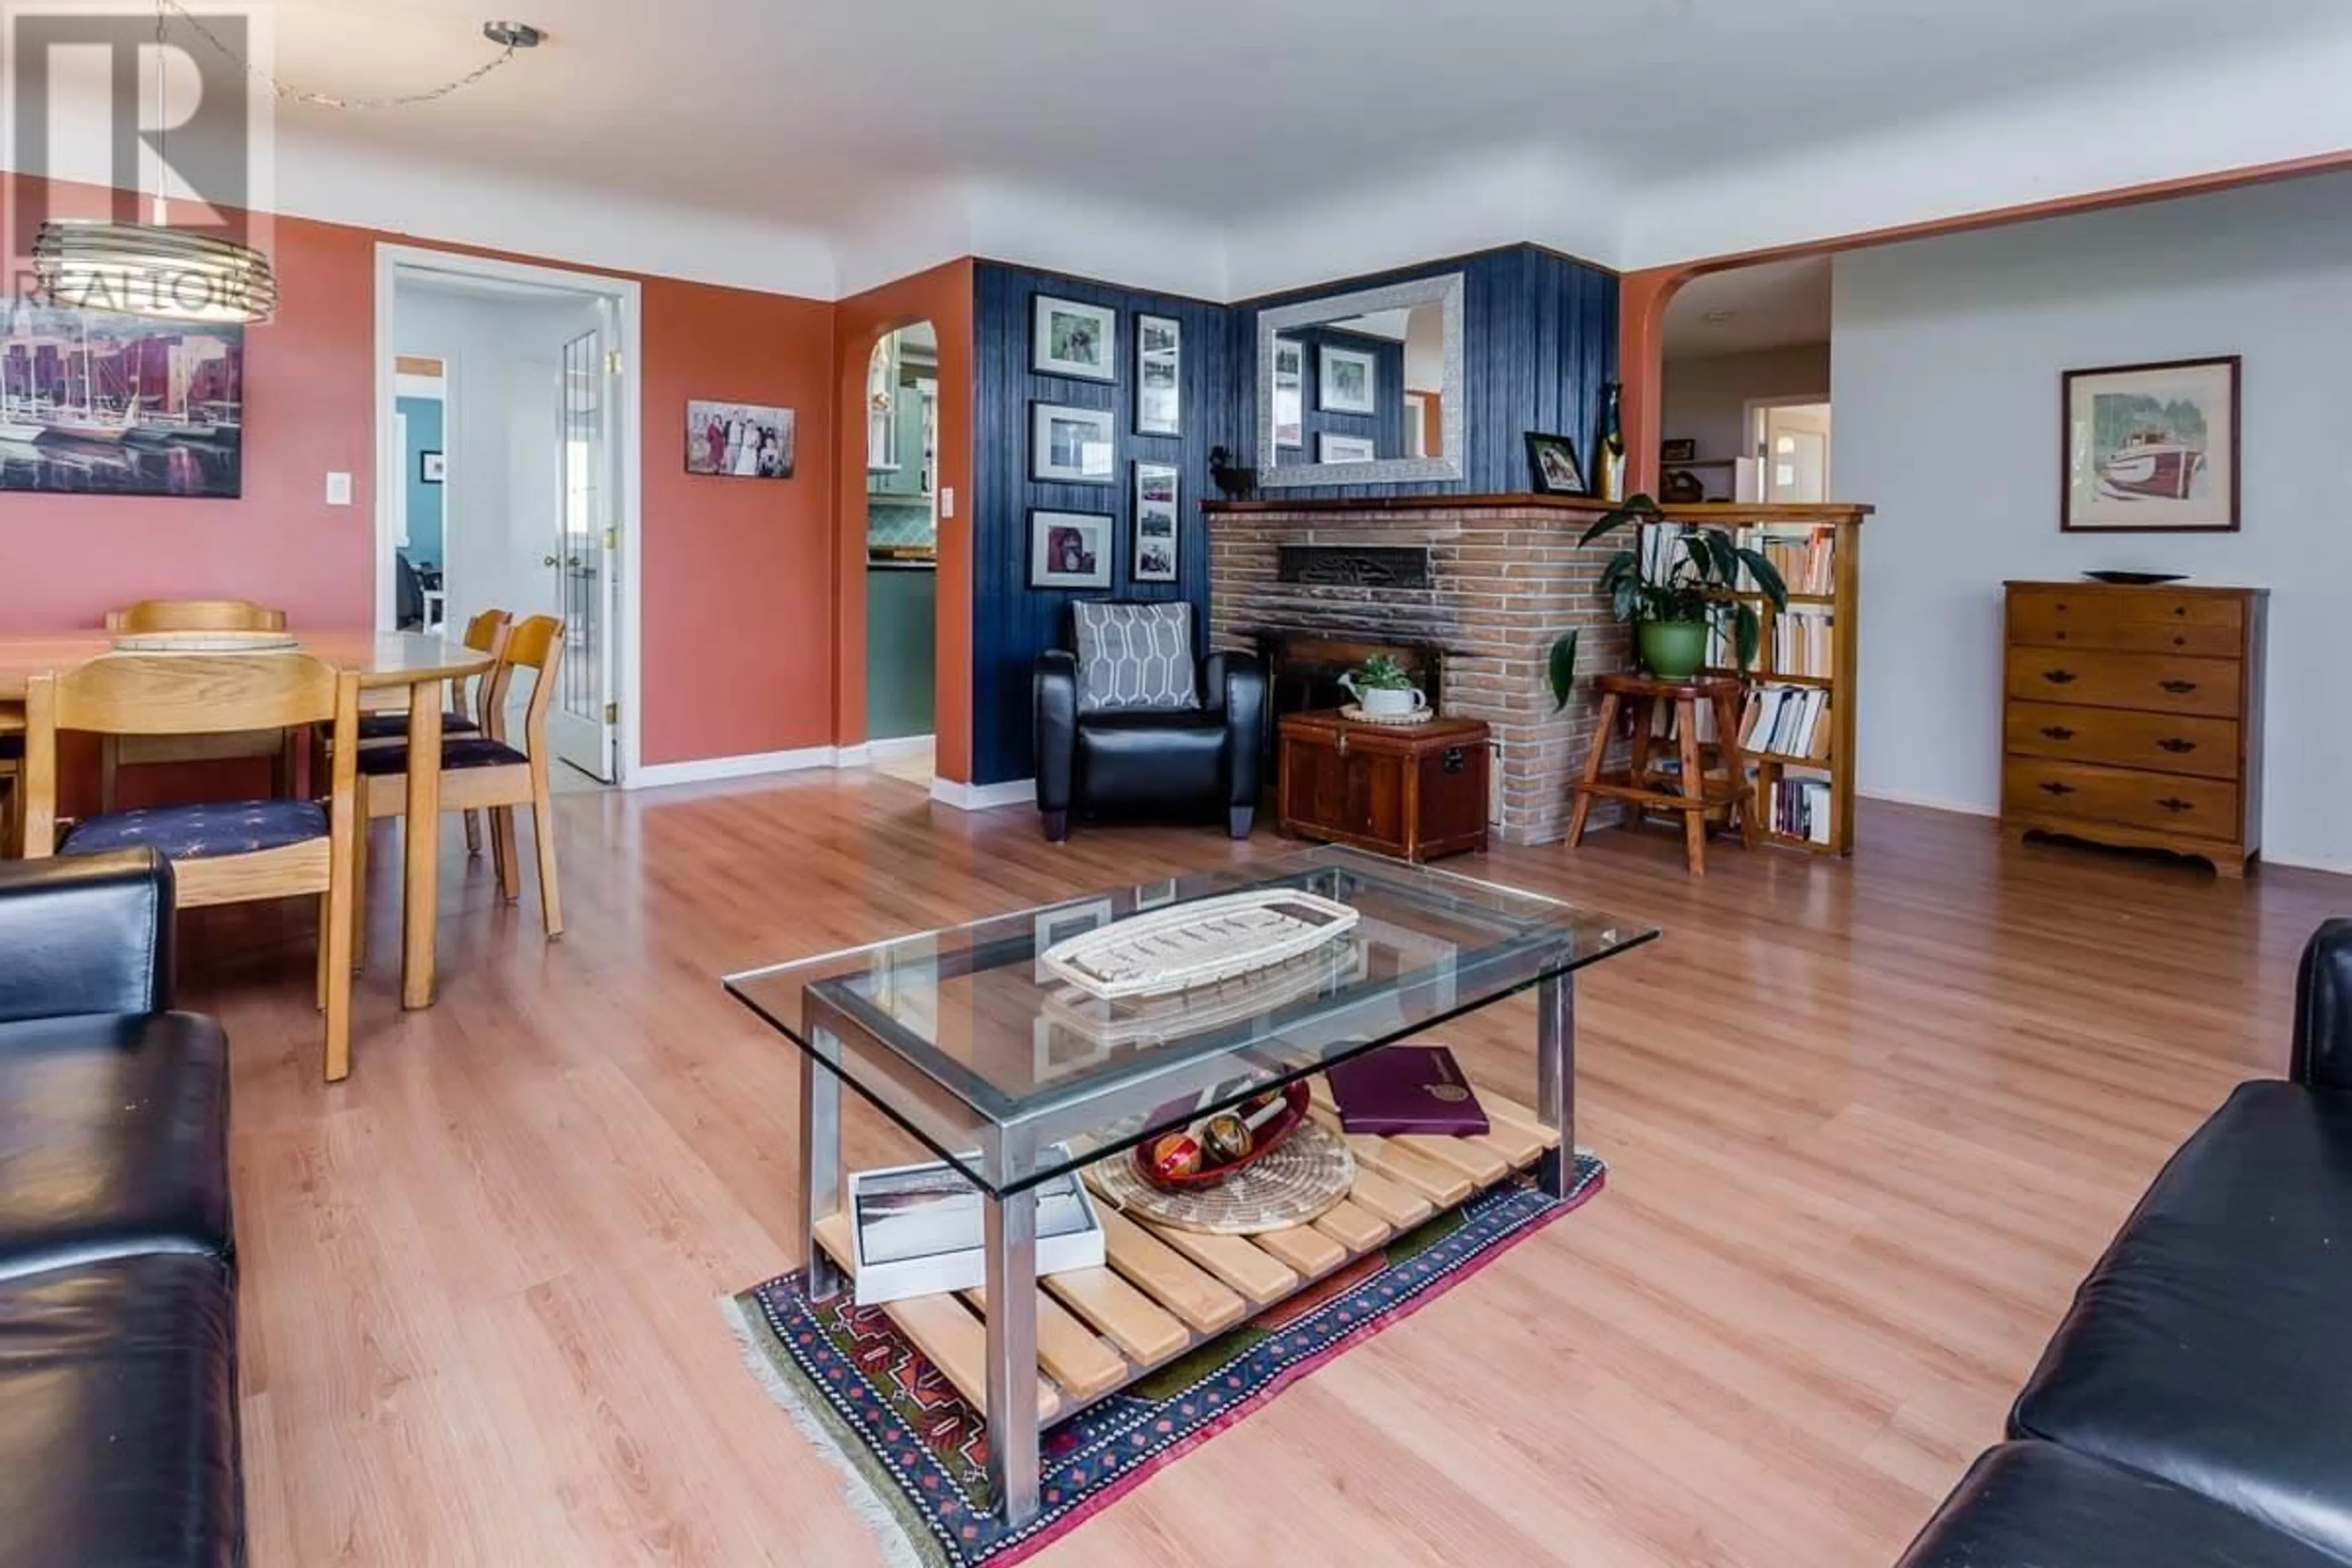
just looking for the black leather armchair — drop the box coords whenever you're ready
[0,850,244,1568]
[1033,603,1267,842]
[1895,918,2352,1567]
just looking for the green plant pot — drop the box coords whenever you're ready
[1638,620,1709,680]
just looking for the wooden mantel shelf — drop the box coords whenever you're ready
[1204,493,1875,524]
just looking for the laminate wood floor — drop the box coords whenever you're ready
[183,775,2350,1567]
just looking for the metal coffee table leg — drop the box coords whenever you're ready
[983,1184,1041,1526]
[801,1020,844,1302]
[1536,972,1575,1197]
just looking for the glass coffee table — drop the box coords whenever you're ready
[725,846,1655,1526]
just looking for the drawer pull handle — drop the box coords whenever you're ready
[2158,797,2195,814]
[2039,725,2076,741]
[2157,738,2198,754]
[2173,636,2187,647]
[2159,679,2198,695]
[2040,781,2076,796]
[2042,669,2078,685]
[2173,606,2188,617]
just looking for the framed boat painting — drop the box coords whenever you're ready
[2062,355,2240,532]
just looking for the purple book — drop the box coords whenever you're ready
[1326,1044,1490,1136]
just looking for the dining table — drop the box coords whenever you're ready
[0,630,495,1010]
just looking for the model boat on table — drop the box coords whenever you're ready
[1039,888,1361,1001]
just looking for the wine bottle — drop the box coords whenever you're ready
[1599,381,1627,502]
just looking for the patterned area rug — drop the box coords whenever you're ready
[725,1156,1605,1568]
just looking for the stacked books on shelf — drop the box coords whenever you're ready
[1771,776,1835,844]
[1772,608,1836,679]
[1741,525,1837,596]
[1638,520,1697,582]
[1740,684,1832,761]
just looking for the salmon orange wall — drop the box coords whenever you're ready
[833,260,974,785]
[0,170,842,771]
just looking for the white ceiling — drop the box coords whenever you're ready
[1664,257,1833,359]
[74,0,2352,296]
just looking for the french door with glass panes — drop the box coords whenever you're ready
[546,312,619,780]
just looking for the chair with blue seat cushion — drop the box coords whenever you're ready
[347,607,510,859]
[23,652,365,1082]
[353,612,564,956]
[97,599,295,813]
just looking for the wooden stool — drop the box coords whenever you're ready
[1566,673,1757,875]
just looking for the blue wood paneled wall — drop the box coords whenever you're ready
[965,245,1616,786]
[971,262,1238,786]
[1238,245,1618,499]
[1282,324,1408,464]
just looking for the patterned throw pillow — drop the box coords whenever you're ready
[1072,602,1201,714]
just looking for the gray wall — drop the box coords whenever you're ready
[1833,171,2352,870]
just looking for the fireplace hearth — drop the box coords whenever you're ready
[1276,545,1433,590]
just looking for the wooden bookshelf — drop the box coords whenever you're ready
[1657,502,1871,857]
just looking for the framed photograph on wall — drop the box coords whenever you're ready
[1031,401,1116,483]
[1273,337,1305,448]
[1033,295,1117,382]
[0,300,243,498]
[1031,508,1114,590]
[1317,432,1377,465]
[1133,461,1179,582]
[1135,314,1182,437]
[686,399,796,479]
[1525,431,1589,496]
[1317,344,1378,415]
[2062,355,2241,532]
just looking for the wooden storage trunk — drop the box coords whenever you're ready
[1277,710,1490,862]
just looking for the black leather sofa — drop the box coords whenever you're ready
[1033,603,1267,842]
[0,850,243,1568]
[1898,919,2352,1567]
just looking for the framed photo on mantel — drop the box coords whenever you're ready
[2062,355,2241,532]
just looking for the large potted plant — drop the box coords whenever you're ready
[1548,494,1790,704]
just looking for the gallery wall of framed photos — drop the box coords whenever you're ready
[968,260,1238,784]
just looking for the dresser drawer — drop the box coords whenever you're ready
[2003,702,2239,779]
[2004,647,2241,718]
[2008,588,2244,657]
[2003,758,2238,840]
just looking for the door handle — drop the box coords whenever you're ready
[2039,725,2075,741]
[2041,669,2077,685]
[2157,737,2197,754]
[2039,781,2076,796]
[2158,679,2198,694]
[2157,797,2194,813]
[542,553,562,567]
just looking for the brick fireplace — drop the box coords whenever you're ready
[1207,495,1629,846]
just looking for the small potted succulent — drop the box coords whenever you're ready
[1340,652,1426,719]
[1548,494,1790,703]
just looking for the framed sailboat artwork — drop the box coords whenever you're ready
[2062,356,2239,533]
[0,299,243,498]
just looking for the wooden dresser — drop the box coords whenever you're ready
[2001,581,2267,875]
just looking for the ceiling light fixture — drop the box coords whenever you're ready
[33,4,545,326]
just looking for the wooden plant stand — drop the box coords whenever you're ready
[1566,672,1757,875]
[810,1077,1562,1426]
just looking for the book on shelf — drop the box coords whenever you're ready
[849,1150,1105,1306]
[1737,524,1838,597]
[1647,692,1721,745]
[1770,776,1835,845]
[1738,684,1832,760]
[1771,607,1836,680]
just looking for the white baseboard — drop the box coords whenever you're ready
[832,743,873,767]
[867,734,935,761]
[1855,786,1999,818]
[628,746,840,790]
[930,777,1036,812]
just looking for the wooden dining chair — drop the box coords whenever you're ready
[0,710,21,858]
[352,607,511,856]
[100,598,296,811]
[352,614,564,956]
[23,653,364,1080]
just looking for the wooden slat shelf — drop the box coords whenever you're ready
[811,1079,1559,1428]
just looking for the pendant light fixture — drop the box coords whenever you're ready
[32,5,542,326]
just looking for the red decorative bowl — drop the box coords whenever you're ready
[1136,1081,1313,1191]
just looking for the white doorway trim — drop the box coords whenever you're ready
[372,243,647,785]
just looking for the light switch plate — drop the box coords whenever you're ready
[940,486,954,519]
[325,471,352,506]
